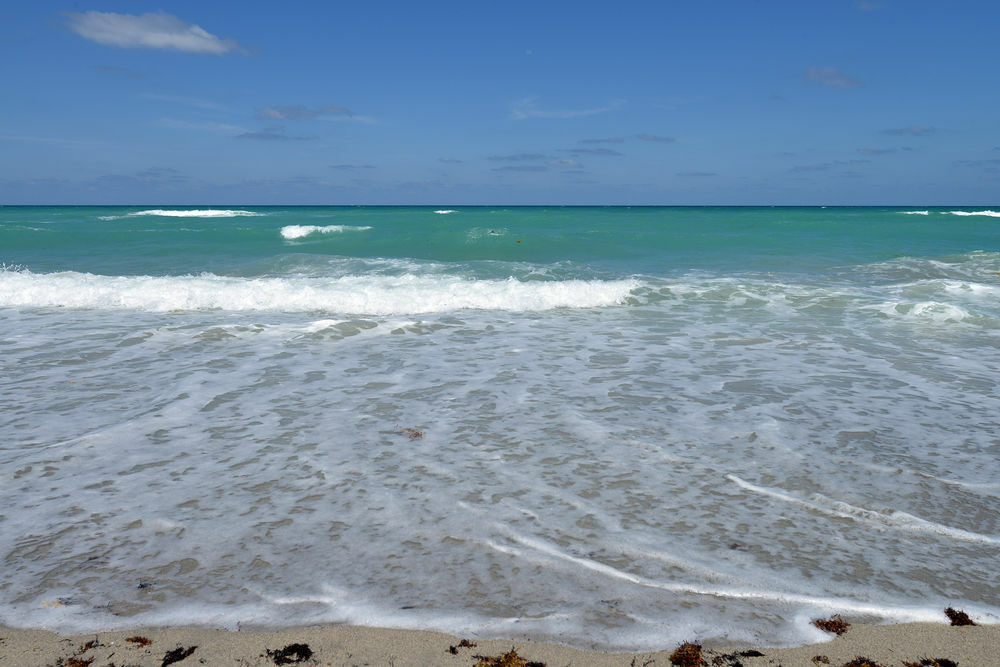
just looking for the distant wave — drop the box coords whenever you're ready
[946,210,1000,217]
[0,269,638,315]
[99,209,264,220]
[280,225,373,240]
[434,210,458,214]
[900,210,930,215]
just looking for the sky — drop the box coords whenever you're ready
[1,1,998,205]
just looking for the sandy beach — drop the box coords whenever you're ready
[1,617,996,666]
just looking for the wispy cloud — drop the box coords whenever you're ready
[438,157,463,164]
[549,159,582,169]
[330,164,376,171]
[66,11,242,54]
[676,171,718,178]
[804,66,863,88]
[857,147,912,155]
[158,118,244,133]
[257,104,356,120]
[511,97,625,119]
[488,153,549,161]
[142,93,225,110]
[492,165,547,172]
[882,126,934,136]
[236,125,313,141]
[637,133,676,143]
[579,137,624,144]
[557,148,622,157]
[790,159,870,172]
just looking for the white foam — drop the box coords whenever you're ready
[727,475,1000,546]
[0,270,639,315]
[99,209,265,220]
[947,210,1000,217]
[900,210,930,215]
[280,225,373,239]
[434,209,457,214]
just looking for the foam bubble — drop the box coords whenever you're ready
[0,270,639,315]
[280,225,373,239]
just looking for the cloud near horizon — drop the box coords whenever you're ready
[804,66,863,88]
[66,11,242,54]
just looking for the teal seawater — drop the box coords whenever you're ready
[2,205,998,277]
[1,206,998,649]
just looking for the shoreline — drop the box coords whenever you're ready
[1,619,996,666]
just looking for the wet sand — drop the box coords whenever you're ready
[1,618,996,666]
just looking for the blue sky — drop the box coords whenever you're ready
[1,1,998,205]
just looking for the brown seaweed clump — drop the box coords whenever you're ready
[448,638,477,654]
[473,647,545,667]
[902,659,958,667]
[669,642,706,667]
[839,658,886,667]
[395,425,425,439]
[944,607,976,626]
[266,642,313,664]
[812,614,851,635]
[161,645,197,666]
[126,635,152,647]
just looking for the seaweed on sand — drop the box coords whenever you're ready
[669,642,705,667]
[812,614,851,635]
[944,607,976,626]
[472,647,545,667]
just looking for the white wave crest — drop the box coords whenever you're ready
[947,210,1000,217]
[280,225,373,239]
[0,270,638,315]
[434,209,457,214]
[899,210,930,215]
[727,475,1000,546]
[125,209,265,218]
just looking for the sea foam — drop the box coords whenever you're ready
[0,270,638,315]
[99,209,265,220]
[947,210,1000,217]
[280,225,373,239]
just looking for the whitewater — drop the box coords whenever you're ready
[1,205,998,650]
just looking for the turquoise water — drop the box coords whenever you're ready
[1,206,998,649]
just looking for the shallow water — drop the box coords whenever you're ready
[1,206,998,649]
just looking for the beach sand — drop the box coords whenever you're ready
[1,618,996,666]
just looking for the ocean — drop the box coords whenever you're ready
[1,205,998,649]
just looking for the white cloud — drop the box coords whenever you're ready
[511,97,625,119]
[804,66,863,88]
[66,11,241,54]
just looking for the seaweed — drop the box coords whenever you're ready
[266,642,313,664]
[472,647,545,667]
[395,425,425,439]
[161,645,197,666]
[125,635,152,647]
[811,657,831,665]
[669,642,705,667]
[812,614,851,635]
[839,659,886,667]
[902,660,958,667]
[448,638,477,654]
[944,607,976,626]
[710,649,766,666]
